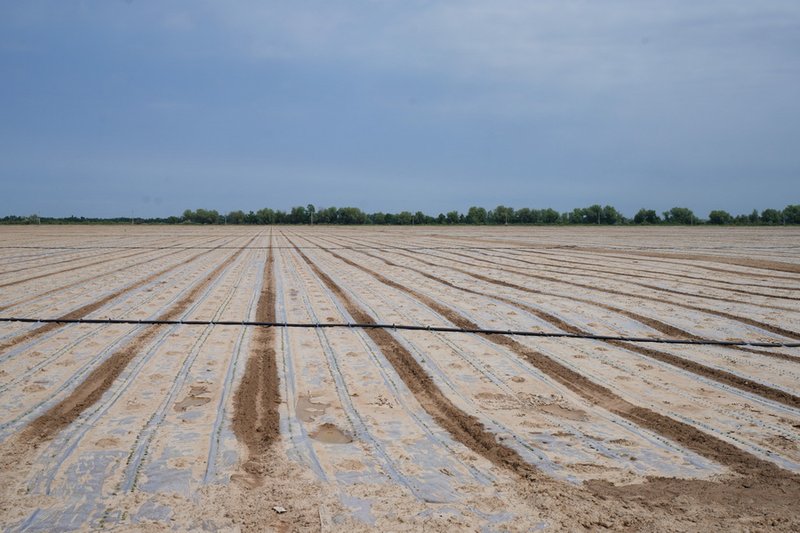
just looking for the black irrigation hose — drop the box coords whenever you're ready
[2,316,798,348]
[0,245,544,251]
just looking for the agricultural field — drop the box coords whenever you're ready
[0,225,799,531]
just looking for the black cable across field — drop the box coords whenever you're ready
[0,316,797,348]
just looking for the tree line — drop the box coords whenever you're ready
[2,204,799,225]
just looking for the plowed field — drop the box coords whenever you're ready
[1,225,799,531]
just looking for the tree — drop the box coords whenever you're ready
[663,207,698,225]
[761,208,782,225]
[307,204,316,224]
[445,211,460,224]
[289,206,307,224]
[466,206,487,224]
[708,210,733,224]
[541,208,560,224]
[633,208,660,224]
[227,210,246,224]
[784,205,800,224]
[492,205,514,225]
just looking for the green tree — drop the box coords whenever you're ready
[633,208,660,224]
[445,210,460,224]
[784,205,800,224]
[466,206,487,224]
[708,210,733,224]
[760,208,782,225]
[663,207,698,225]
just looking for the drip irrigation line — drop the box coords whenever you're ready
[1,316,798,348]
[0,245,544,251]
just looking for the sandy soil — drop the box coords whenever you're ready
[0,225,799,531]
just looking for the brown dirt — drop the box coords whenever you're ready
[409,247,800,363]
[18,238,253,445]
[332,243,800,408]
[0,248,152,290]
[595,248,800,275]
[232,236,281,478]
[486,249,800,302]
[0,243,230,353]
[286,236,542,481]
[505,248,800,292]
[407,247,800,340]
[0,243,221,313]
[295,235,800,525]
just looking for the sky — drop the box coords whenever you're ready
[1,1,799,218]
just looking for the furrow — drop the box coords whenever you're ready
[293,234,799,482]
[285,235,541,481]
[18,237,255,445]
[0,238,234,353]
[232,234,281,472]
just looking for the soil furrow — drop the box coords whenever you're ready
[331,235,800,364]
[413,247,800,340]
[285,236,541,481]
[297,237,799,480]
[0,241,234,354]
[316,240,800,409]
[18,238,255,445]
[443,249,794,312]
[0,248,156,289]
[232,235,281,477]
[507,249,800,293]
[485,249,800,302]
[0,247,204,314]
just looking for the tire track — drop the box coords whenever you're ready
[17,236,256,446]
[288,234,800,484]
[0,238,235,354]
[285,235,541,482]
[310,237,800,409]
[232,234,281,474]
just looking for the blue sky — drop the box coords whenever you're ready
[1,1,798,218]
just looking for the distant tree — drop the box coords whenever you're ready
[466,206,487,224]
[633,208,660,224]
[760,208,782,225]
[289,206,307,224]
[396,211,413,225]
[663,207,698,225]
[748,209,759,224]
[708,210,733,224]
[436,213,446,224]
[414,211,426,225]
[492,205,514,225]
[784,205,800,224]
[445,210,460,224]
[602,205,623,224]
[371,212,387,225]
[227,210,246,224]
[541,208,560,224]
[307,204,316,224]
